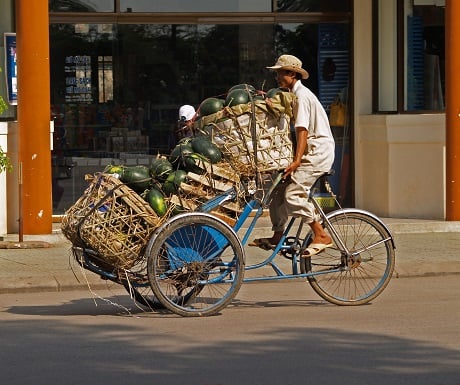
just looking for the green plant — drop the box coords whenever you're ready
[0,146,12,174]
[0,67,7,116]
[0,97,6,115]
[0,66,11,173]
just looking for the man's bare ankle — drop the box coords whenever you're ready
[313,235,332,245]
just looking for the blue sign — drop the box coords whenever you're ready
[4,33,17,105]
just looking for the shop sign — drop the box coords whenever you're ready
[4,33,17,105]
[64,55,93,103]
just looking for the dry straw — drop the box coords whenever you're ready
[62,173,163,269]
[196,92,296,176]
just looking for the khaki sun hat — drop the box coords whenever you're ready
[266,54,309,80]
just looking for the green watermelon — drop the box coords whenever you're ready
[266,87,282,98]
[104,164,125,177]
[183,153,209,174]
[199,97,224,116]
[171,201,188,215]
[191,137,222,164]
[150,158,173,181]
[147,188,167,216]
[121,165,151,193]
[225,89,250,107]
[200,125,214,136]
[170,143,194,165]
[177,137,193,146]
[162,169,188,196]
[228,83,256,94]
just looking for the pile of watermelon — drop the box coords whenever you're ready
[193,83,294,175]
[62,83,293,269]
[104,135,226,217]
[196,83,281,120]
[100,83,286,219]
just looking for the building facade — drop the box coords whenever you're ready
[0,0,450,234]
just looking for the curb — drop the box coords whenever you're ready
[0,241,52,249]
[2,260,459,296]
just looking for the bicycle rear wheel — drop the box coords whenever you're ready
[121,265,163,311]
[146,213,245,317]
[302,209,395,305]
[123,282,161,310]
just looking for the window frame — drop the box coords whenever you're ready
[372,0,445,114]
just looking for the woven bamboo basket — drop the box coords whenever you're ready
[196,92,296,176]
[61,173,163,269]
[167,159,243,227]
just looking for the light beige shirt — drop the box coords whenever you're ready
[292,80,335,169]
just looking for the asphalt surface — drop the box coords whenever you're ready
[0,216,459,294]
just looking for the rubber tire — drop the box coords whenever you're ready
[146,213,245,317]
[302,209,395,305]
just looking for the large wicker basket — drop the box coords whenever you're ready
[61,173,163,269]
[196,92,296,176]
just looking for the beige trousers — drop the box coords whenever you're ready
[269,156,333,232]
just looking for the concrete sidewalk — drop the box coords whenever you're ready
[0,217,459,294]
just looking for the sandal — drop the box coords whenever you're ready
[301,242,334,257]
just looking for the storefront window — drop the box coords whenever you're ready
[49,0,115,12]
[119,0,272,12]
[406,1,445,111]
[48,0,352,14]
[376,0,445,112]
[50,20,351,212]
[277,0,351,12]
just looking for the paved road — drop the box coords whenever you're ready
[0,275,458,385]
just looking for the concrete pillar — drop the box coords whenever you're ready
[15,0,52,233]
[446,0,460,220]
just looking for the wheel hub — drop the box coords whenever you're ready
[347,254,362,269]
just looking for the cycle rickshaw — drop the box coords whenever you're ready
[63,90,395,317]
[67,168,395,317]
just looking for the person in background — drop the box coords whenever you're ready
[168,104,196,150]
[250,54,335,256]
[175,104,196,142]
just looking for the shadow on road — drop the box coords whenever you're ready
[3,295,460,385]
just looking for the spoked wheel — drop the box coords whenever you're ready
[122,261,196,311]
[146,213,245,317]
[121,264,163,311]
[123,281,161,310]
[301,209,395,305]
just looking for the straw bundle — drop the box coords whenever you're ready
[61,173,163,269]
[196,92,296,176]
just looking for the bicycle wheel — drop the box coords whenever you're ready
[121,265,163,311]
[122,258,201,311]
[123,281,160,310]
[146,213,245,317]
[302,209,395,305]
